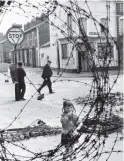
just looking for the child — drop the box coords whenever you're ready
[61,100,79,147]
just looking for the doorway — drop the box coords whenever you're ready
[78,51,89,72]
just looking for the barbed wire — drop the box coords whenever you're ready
[0,0,123,161]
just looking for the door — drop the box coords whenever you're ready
[82,52,88,72]
[78,51,82,73]
[27,49,30,66]
[32,48,36,67]
[78,51,89,72]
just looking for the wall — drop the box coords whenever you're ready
[49,0,118,71]
[40,45,58,68]
[50,1,117,39]
[0,40,13,63]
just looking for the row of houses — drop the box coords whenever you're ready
[0,0,123,72]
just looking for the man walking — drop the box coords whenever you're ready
[37,60,54,94]
[17,62,26,100]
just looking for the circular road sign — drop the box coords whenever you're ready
[7,27,24,45]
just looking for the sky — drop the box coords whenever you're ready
[0,0,47,35]
[0,0,122,35]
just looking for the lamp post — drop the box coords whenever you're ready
[55,34,60,75]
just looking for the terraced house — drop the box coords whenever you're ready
[40,0,123,73]
[11,16,50,67]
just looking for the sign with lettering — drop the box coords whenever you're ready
[7,27,24,45]
[89,32,99,35]
[116,2,123,37]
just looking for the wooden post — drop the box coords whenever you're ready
[57,40,60,75]
[14,44,20,101]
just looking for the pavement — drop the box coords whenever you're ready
[0,68,123,161]
[24,66,123,78]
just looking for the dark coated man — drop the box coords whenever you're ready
[17,62,26,100]
[37,60,54,94]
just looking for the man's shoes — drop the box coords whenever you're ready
[49,91,55,94]
[21,98,26,100]
[37,94,44,100]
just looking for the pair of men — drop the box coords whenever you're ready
[10,60,54,100]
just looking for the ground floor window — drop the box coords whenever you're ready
[61,44,68,59]
[47,56,49,61]
[97,43,114,59]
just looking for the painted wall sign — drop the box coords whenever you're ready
[89,32,99,35]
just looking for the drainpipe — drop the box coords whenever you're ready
[2,43,4,63]
[56,40,60,75]
[36,27,40,67]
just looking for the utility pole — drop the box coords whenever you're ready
[56,40,60,75]
[14,44,17,64]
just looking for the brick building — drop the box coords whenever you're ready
[11,16,50,67]
[0,39,13,63]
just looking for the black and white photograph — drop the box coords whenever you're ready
[0,0,123,161]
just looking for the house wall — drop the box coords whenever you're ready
[12,19,50,67]
[49,0,118,71]
[40,45,58,68]
[0,40,13,63]
[50,1,117,38]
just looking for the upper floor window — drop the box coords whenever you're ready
[100,18,108,36]
[27,34,29,47]
[61,44,68,59]
[41,53,44,58]
[78,17,87,35]
[67,13,72,36]
[29,33,32,46]
[32,32,35,46]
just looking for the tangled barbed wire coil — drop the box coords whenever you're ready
[0,0,123,161]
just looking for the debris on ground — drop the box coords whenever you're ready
[73,92,124,107]
[78,114,123,136]
[73,92,123,135]
[0,120,62,142]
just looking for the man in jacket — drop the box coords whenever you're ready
[37,60,54,94]
[17,62,26,100]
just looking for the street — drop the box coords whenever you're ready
[0,68,123,161]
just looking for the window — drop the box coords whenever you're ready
[100,18,108,36]
[32,32,35,46]
[47,56,49,60]
[97,43,113,59]
[67,13,72,36]
[41,53,44,58]
[29,33,32,46]
[78,17,87,35]
[27,34,29,47]
[120,18,123,35]
[61,44,67,59]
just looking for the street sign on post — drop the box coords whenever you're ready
[6,27,24,101]
[7,27,24,45]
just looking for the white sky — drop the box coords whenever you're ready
[0,0,47,34]
[0,0,122,35]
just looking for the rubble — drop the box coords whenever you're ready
[74,92,124,107]
[74,92,123,135]
[78,114,123,136]
[1,120,62,142]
